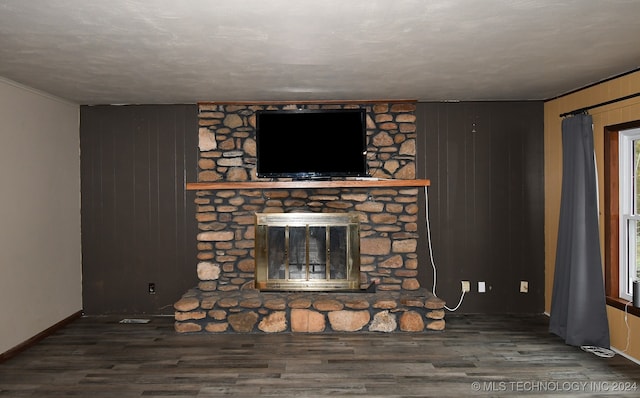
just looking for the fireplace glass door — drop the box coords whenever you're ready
[255,213,360,291]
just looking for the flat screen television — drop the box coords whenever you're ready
[255,109,368,179]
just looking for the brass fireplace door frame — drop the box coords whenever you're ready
[254,212,361,291]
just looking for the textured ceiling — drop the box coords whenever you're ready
[0,0,639,105]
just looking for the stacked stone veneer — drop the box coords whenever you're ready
[174,102,446,333]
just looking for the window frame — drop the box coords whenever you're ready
[604,121,640,315]
[618,128,640,301]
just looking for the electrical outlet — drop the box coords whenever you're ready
[478,281,486,293]
[520,281,528,293]
[148,282,156,294]
[461,280,470,293]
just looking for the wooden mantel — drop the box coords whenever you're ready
[186,179,430,190]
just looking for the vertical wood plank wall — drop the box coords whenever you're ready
[80,105,199,314]
[544,70,640,360]
[79,102,545,315]
[416,102,544,313]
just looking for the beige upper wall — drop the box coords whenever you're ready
[0,78,81,354]
[545,70,640,360]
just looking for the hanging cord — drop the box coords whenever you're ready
[424,186,465,311]
[623,300,632,352]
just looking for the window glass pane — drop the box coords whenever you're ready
[634,139,640,214]
[628,219,640,295]
[636,220,640,283]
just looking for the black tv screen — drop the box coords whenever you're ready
[255,109,368,179]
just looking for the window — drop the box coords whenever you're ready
[604,121,640,314]
[618,127,640,301]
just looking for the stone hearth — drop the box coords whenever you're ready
[175,288,445,333]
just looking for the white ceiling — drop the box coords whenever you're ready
[1,0,639,105]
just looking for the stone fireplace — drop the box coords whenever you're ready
[173,101,446,333]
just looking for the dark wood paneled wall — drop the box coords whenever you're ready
[79,102,543,315]
[80,105,199,314]
[415,102,544,313]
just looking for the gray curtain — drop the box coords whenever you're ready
[549,113,610,348]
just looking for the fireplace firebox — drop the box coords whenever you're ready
[254,212,361,291]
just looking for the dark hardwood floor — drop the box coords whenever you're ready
[1,314,639,397]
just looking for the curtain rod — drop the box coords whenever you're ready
[559,92,640,117]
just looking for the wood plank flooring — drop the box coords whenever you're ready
[1,314,639,397]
